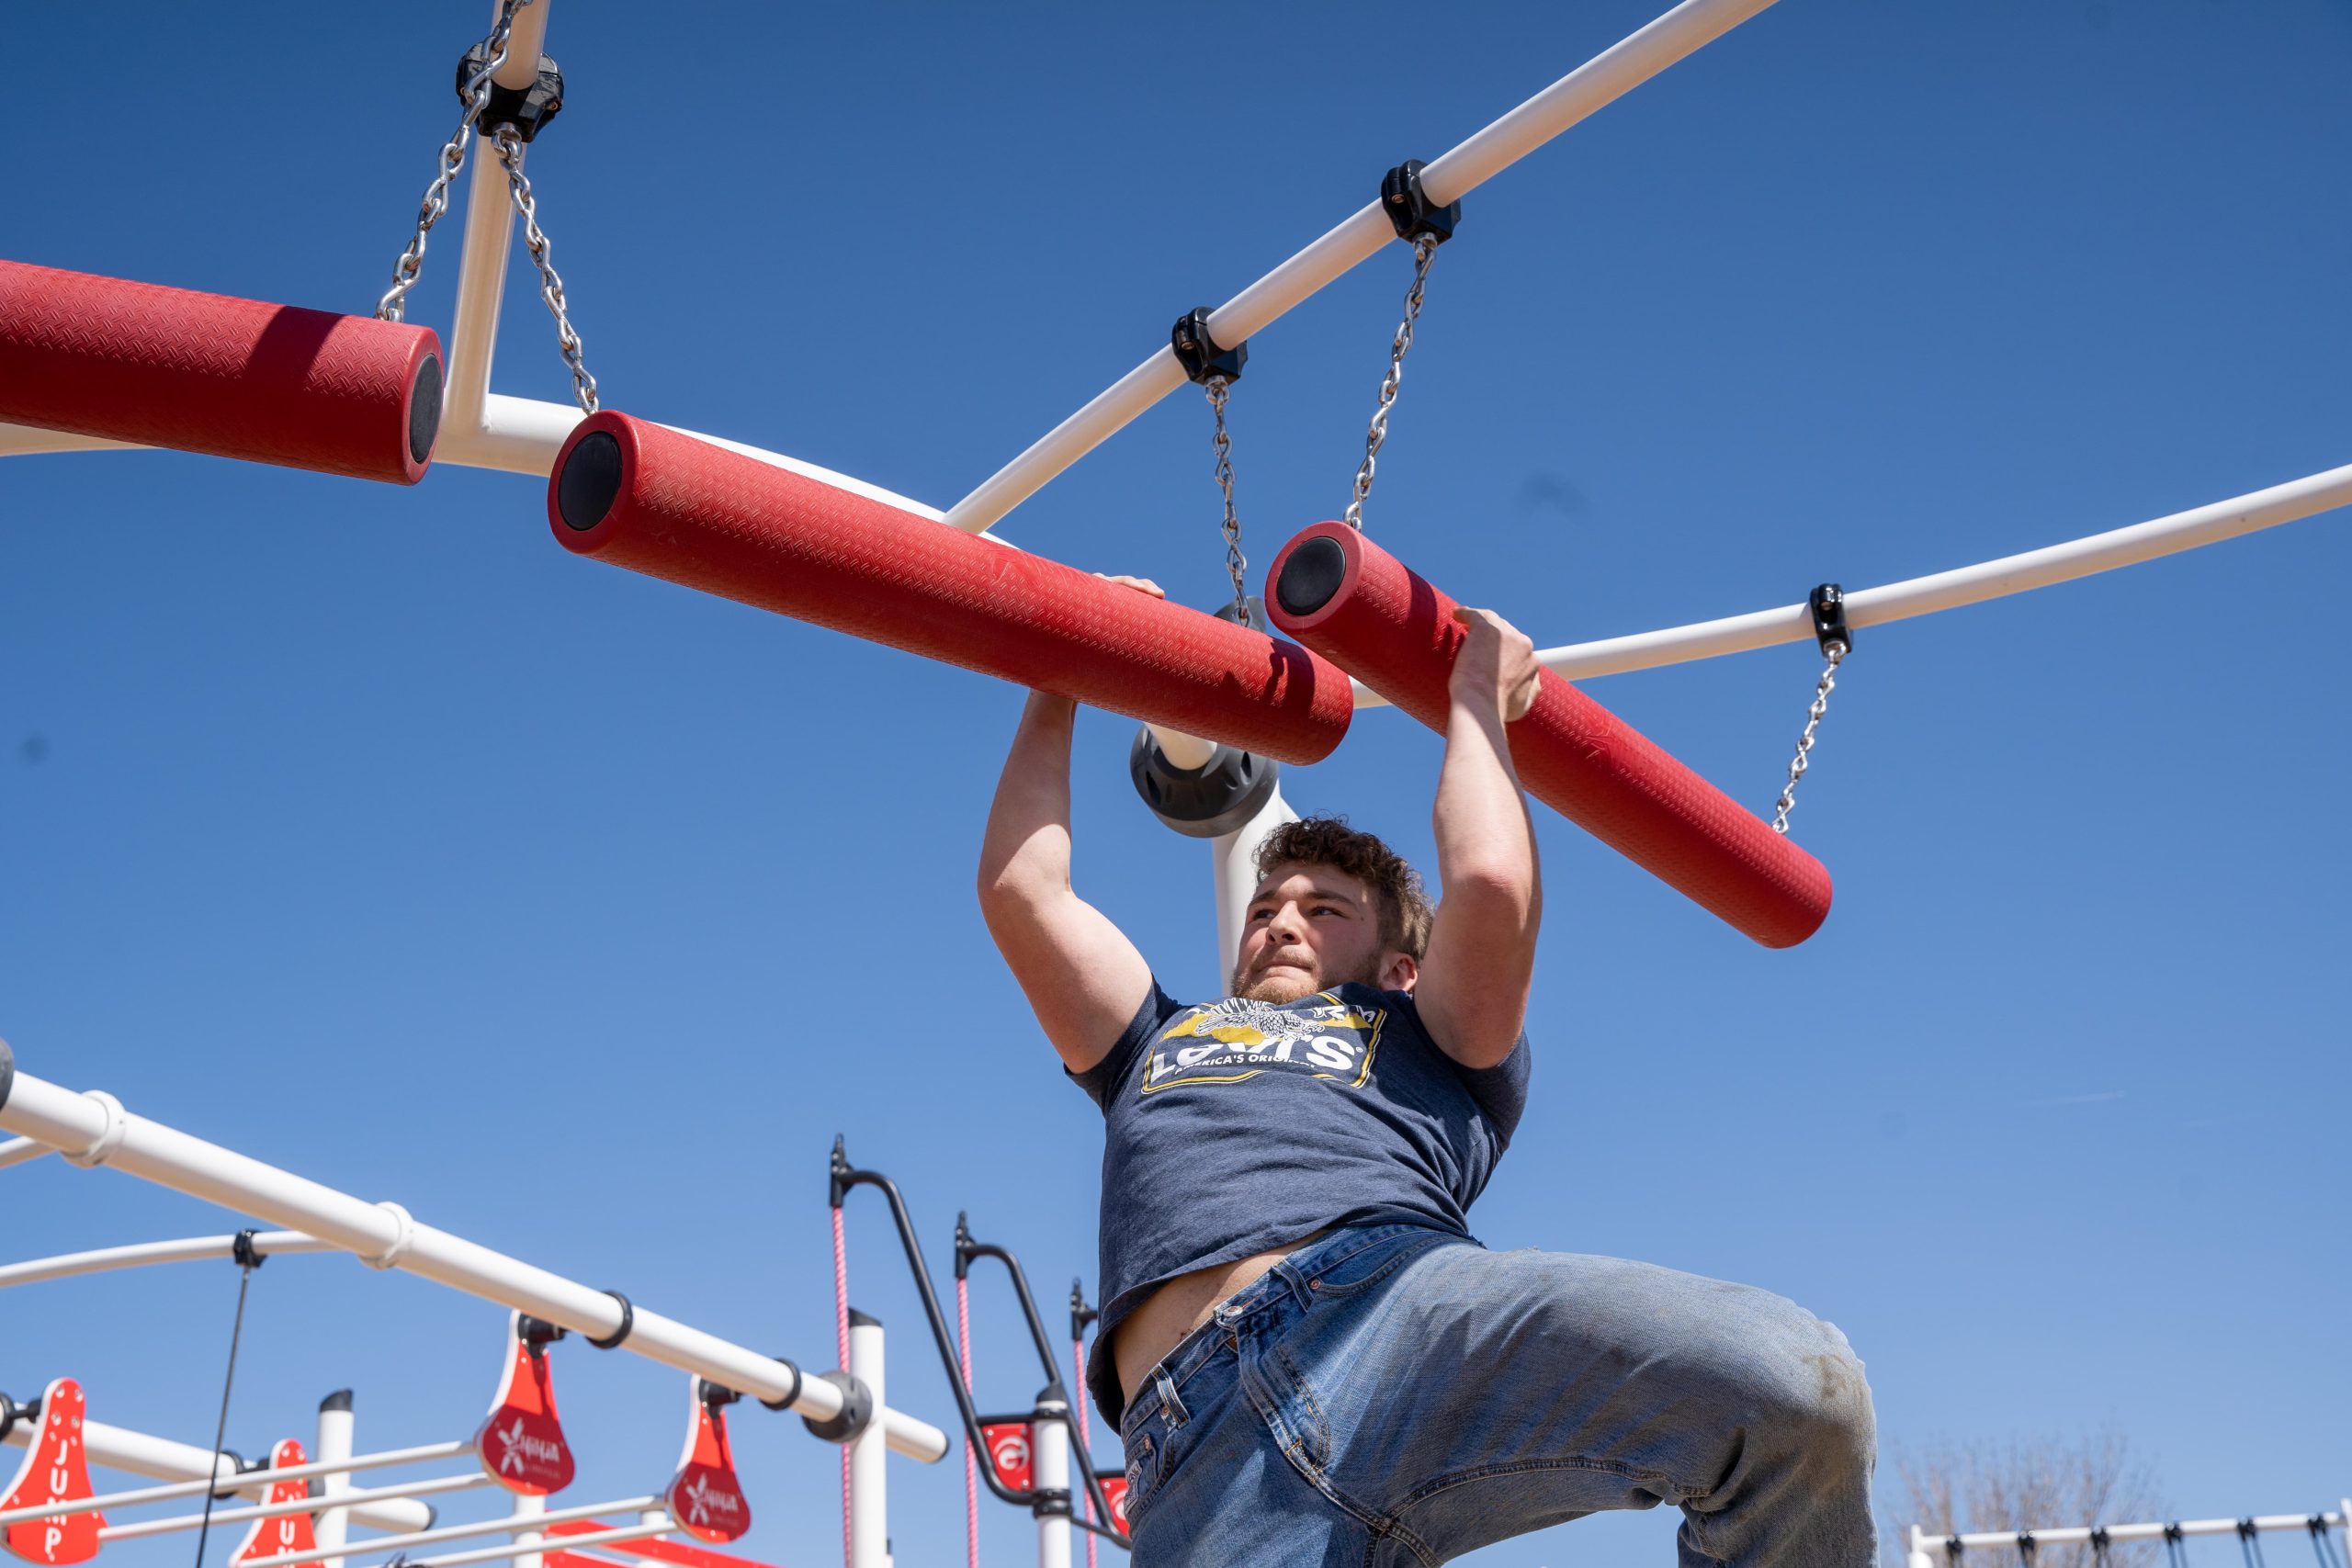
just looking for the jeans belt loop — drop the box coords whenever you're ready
[1153,1364,1189,1430]
[1270,1256,1316,1311]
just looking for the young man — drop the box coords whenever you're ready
[978,585,1876,1566]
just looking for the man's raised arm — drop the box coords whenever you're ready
[978,687,1155,1075]
[1413,607,1544,1071]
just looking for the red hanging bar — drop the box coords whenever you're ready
[1266,521,1832,948]
[0,261,441,484]
[547,412,1352,765]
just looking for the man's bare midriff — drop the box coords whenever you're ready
[1113,1231,1327,1408]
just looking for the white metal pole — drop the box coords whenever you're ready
[314,1393,355,1568]
[1031,1390,1071,1568]
[1905,1525,1935,1568]
[235,1495,662,1568]
[510,1489,546,1568]
[1211,780,1298,989]
[0,1136,49,1171]
[98,1475,490,1543]
[0,1233,334,1291]
[1484,460,2352,689]
[944,0,1781,534]
[370,1521,673,1568]
[0,1424,447,1532]
[0,1064,948,1465]
[848,1314,890,1568]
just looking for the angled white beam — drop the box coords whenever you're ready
[0,1426,452,1532]
[0,1232,333,1291]
[943,0,1781,534]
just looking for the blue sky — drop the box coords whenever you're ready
[3,3,2346,1566]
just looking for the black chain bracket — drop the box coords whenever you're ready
[1381,159,1460,245]
[454,42,564,142]
[1171,309,1247,385]
[1808,582,1852,657]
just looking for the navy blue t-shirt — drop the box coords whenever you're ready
[1069,978,1530,1425]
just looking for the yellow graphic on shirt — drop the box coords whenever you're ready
[1142,993,1385,1093]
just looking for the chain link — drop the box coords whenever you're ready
[1342,233,1440,531]
[377,0,533,322]
[1770,642,1846,835]
[491,126,599,413]
[1204,376,1249,624]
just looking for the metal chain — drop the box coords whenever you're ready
[1341,233,1440,531]
[377,0,533,322]
[491,126,599,413]
[1205,376,1248,624]
[1770,641,1846,835]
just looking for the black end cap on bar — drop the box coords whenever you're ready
[1274,535,1348,618]
[409,354,443,467]
[557,431,624,532]
[847,1307,881,1330]
[0,1037,14,1113]
[318,1389,354,1415]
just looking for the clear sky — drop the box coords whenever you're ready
[3,4,2346,1567]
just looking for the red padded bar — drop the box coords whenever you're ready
[548,412,1352,764]
[0,260,440,484]
[1266,522,1831,947]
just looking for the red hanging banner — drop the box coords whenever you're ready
[980,1423,1034,1494]
[2,1379,103,1566]
[473,1314,575,1496]
[664,1388,750,1543]
[231,1441,318,1567]
[1094,1470,1131,1536]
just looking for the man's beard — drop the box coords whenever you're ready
[1230,951,1381,1004]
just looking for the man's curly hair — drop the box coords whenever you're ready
[1253,816,1434,961]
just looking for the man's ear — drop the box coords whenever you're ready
[1379,952,1419,992]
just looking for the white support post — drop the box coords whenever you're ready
[510,1490,545,1568]
[1031,1390,1071,1568]
[2339,1498,2350,1568]
[848,1313,890,1568]
[1211,780,1297,987]
[314,1393,355,1568]
[0,1418,441,1532]
[1905,1525,1936,1568]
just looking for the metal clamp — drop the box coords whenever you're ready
[230,1230,268,1270]
[1807,582,1852,658]
[455,41,563,142]
[797,1371,874,1445]
[64,1090,129,1168]
[756,1356,803,1413]
[360,1201,416,1270]
[1170,309,1247,386]
[1380,159,1459,245]
[583,1290,634,1349]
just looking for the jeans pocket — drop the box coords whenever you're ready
[1299,1226,1456,1298]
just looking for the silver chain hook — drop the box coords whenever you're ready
[1342,232,1440,532]
[1770,641,1846,835]
[377,0,534,322]
[491,126,599,414]
[1204,376,1249,625]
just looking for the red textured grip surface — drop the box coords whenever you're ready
[1267,522,1832,947]
[548,412,1352,764]
[0,260,438,484]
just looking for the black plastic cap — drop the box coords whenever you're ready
[0,1037,13,1113]
[409,354,443,467]
[800,1371,874,1445]
[318,1390,354,1414]
[1130,729,1279,840]
[847,1307,881,1330]
[1274,535,1348,618]
[557,430,624,531]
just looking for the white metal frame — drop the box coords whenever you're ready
[0,1422,449,1534]
[0,1059,949,1467]
[1905,1506,2352,1568]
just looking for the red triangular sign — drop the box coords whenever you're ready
[664,1386,749,1543]
[980,1422,1033,1493]
[1095,1471,1131,1536]
[2,1378,103,1565]
[473,1314,575,1496]
[232,1440,318,1566]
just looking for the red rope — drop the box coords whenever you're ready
[958,1278,978,1568]
[1073,1335,1099,1568]
[831,1204,852,1568]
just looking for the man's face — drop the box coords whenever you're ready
[1230,861,1413,1003]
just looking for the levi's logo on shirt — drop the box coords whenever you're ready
[1141,994,1386,1093]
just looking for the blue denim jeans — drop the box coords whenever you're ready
[1114,1224,1876,1566]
